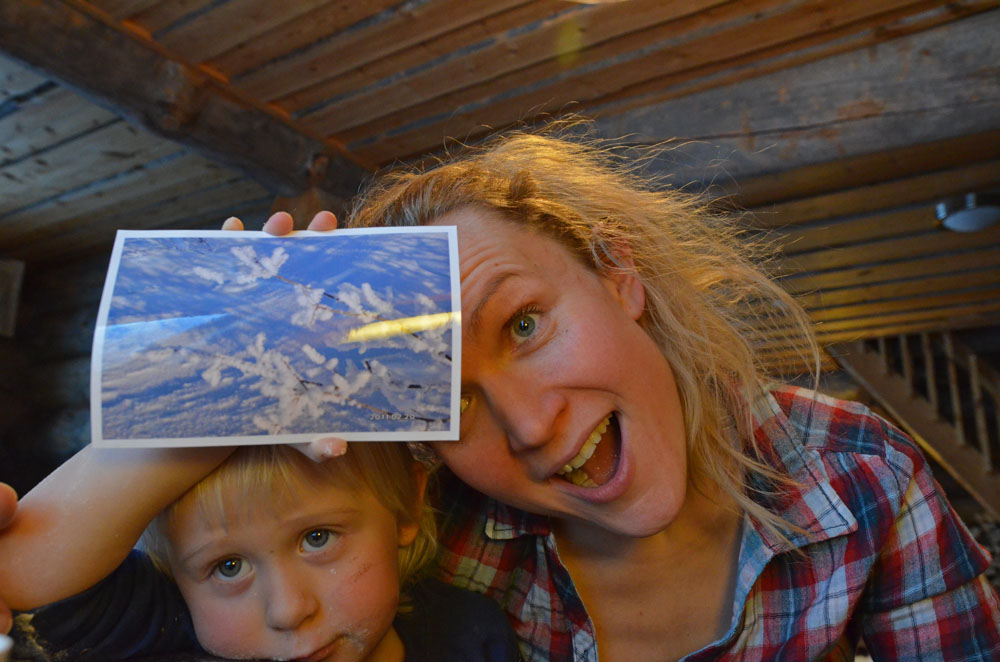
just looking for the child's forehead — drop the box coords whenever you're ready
[188,470,369,518]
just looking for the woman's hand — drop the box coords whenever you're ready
[0,483,16,634]
[222,210,338,234]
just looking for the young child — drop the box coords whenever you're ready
[12,443,519,662]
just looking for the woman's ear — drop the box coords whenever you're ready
[597,241,645,321]
[397,465,428,547]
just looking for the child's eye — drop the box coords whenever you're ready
[301,528,333,551]
[508,310,540,343]
[213,557,247,580]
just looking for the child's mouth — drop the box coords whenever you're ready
[556,413,621,488]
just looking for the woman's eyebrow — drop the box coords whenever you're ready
[468,271,518,335]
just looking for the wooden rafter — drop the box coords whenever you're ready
[0,0,370,205]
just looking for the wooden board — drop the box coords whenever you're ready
[235,0,536,101]
[0,120,178,215]
[0,86,118,165]
[298,0,729,131]
[590,6,1000,186]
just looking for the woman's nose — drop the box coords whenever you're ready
[484,376,566,453]
[263,565,319,631]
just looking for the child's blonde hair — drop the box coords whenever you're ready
[348,123,819,544]
[141,443,436,587]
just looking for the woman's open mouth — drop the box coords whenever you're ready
[556,413,621,487]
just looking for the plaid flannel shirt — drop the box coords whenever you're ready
[434,386,1000,661]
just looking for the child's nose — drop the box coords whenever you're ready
[263,566,319,631]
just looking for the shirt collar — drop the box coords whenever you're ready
[745,386,858,554]
[483,494,551,540]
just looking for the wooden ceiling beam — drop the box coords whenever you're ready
[779,247,1000,294]
[0,0,370,203]
[730,130,1000,207]
[753,159,1000,229]
[777,225,1000,275]
[755,310,1000,351]
[794,268,1000,309]
[301,0,729,133]
[772,207,940,255]
[235,0,535,102]
[807,287,1000,324]
[277,0,573,114]
[344,0,976,164]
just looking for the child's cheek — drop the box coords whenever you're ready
[189,595,261,659]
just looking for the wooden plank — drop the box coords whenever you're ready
[277,0,573,112]
[944,333,969,445]
[37,196,271,262]
[0,87,118,165]
[0,0,369,199]
[236,0,536,101]
[129,0,217,35]
[0,120,179,215]
[207,0,400,78]
[778,225,1000,275]
[753,160,1000,230]
[85,0,162,21]
[297,0,729,129]
[807,287,1000,323]
[0,53,46,101]
[729,130,1000,208]
[772,207,939,255]
[334,0,806,150]
[794,268,1000,310]
[0,153,238,247]
[155,0,335,65]
[761,311,1000,348]
[345,0,954,162]
[587,1,1000,186]
[13,179,272,262]
[11,176,268,249]
[779,246,1000,294]
[589,0,996,117]
[968,354,994,467]
[810,301,1000,336]
[922,332,939,414]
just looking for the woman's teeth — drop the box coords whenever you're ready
[557,415,612,487]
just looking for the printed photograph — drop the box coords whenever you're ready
[91,228,459,447]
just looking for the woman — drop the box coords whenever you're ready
[331,128,998,660]
[4,128,999,661]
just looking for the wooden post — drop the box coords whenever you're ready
[921,332,939,416]
[943,333,966,447]
[899,334,914,395]
[968,354,993,471]
[877,336,889,374]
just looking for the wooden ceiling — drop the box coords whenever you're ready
[1,0,999,372]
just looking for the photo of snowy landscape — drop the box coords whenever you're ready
[91,228,459,447]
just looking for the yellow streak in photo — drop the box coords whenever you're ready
[344,312,455,342]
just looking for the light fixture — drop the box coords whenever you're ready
[936,191,1000,232]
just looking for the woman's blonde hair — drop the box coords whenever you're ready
[141,443,436,588]
[348,123,819,543]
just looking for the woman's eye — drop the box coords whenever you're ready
[213,557,247,580]
[302,528,333,551]
[510,312,539,342]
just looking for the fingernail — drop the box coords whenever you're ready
[316,437,347,458]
